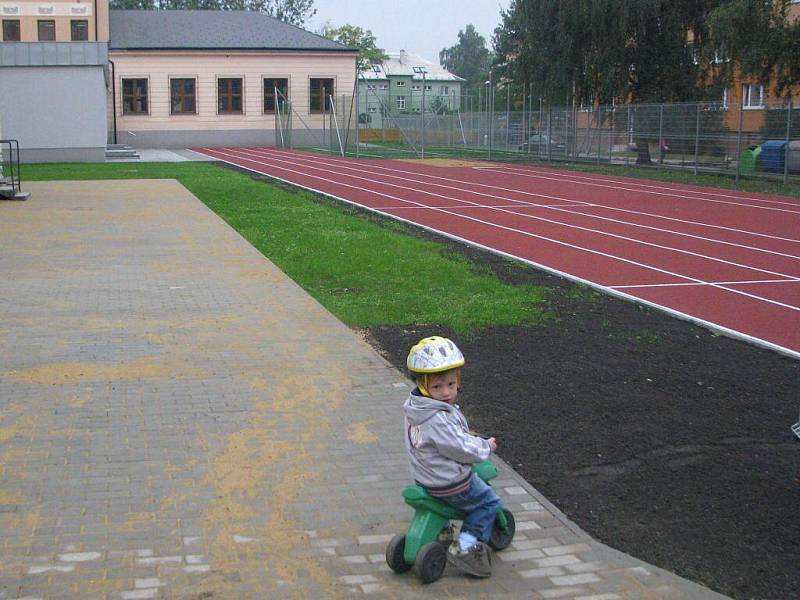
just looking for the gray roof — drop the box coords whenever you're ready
[110,10,355,52]
[363,52,464,82]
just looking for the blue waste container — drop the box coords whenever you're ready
[758,140,787,173]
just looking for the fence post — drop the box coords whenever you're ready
[625,105,630,167]
[694,102,701,175]
[658,104,664,169]
[784,98,792,185]
[735,90,744,184]
[505,86,510,150]
[597,106,602,166]
[355,75,360,158]
[421,73,426,160]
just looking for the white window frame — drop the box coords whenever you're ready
[396,95,406,110]
[396,81,406,87]
[742,84,764,109]
[411,84,421,91]
[378,84,388,90]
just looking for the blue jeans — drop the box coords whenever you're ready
[441,472,501,542]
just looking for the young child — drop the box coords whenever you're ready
[403,336,500,578]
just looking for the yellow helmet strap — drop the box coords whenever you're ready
[418,374,430,397]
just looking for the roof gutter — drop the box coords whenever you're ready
[108,47,359,53]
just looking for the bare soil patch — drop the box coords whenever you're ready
[364,237,800,600]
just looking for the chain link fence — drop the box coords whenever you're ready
[351,87,799,183]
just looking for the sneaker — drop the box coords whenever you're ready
[437,524,456,545]
[446,541,492,578]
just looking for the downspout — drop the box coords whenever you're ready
[109,58,117,144]
[93,0,97,40]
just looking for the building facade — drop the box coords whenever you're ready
[1,0,110,161]
[0,2,357,161]
[358,51,464,129]
[108,10,357,149]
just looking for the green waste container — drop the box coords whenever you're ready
[739,145,761,173]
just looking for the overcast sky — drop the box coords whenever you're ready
[306,0,510,65]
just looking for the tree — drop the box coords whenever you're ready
[706,0,800,98]
[439,24,492,95]
[110,0,316,26]
[320,23,388,71]
[494,0,717,106]
[493,0,721,163]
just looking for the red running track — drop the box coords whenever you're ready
[194,146,800,358]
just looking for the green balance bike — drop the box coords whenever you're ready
[385,460,516,583]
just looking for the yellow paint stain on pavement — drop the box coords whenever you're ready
[0,490,23,504]
[348,422,379,444]
[7,357,203,385]
[116,511,155,533]
[199,372,349,598]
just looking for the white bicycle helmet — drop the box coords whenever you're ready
[407,336,465,374]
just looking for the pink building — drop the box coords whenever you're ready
[0,1,357,159]
[109,9,358,148]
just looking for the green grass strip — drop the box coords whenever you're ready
[23,161,547,334]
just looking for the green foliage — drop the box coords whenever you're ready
[439,24,492,94]
[706,0,800,96]
[493,0,713,106]
[320,23,388,71]
[110,0,316,26]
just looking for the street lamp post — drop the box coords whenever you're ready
[485,70,493,160]
[414,66,427,159]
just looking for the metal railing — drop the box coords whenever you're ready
[0,139,22,195]
[351,91,799,184]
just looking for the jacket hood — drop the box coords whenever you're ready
[403,389,453,425]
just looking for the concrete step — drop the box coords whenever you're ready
[0,185,29,201]
[105,144,140,160]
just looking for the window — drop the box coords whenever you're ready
[379,84,388,90]
[70,19,88,41]
[170,78,196,115]
[411,85,421,91]
[2,19,20,41]
[396,96,406,110]
[309,77,333,113]
[218,77,243,114]
[121,78,148,115]
[37,19,55,41]
[368,106,377,113]
[441,86,449,95]
[396,81,406,87]
[743,84,764,109]
[425,85,432,91]
[263,77,288,113]
[367,84,376,90]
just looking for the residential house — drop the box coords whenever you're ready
[359,50,463,129]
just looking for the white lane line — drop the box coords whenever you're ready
[235,147,800,274]
[373,203,595,210]
[192,146,800,360]
[198,146,800,313]
[259,146,800,246]
[612,278,800,290]
[493,163,800,208]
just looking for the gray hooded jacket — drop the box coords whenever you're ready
[403,389,491,493]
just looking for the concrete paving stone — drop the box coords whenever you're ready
[0,180,732,600]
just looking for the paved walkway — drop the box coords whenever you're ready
[0,180,730,600]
